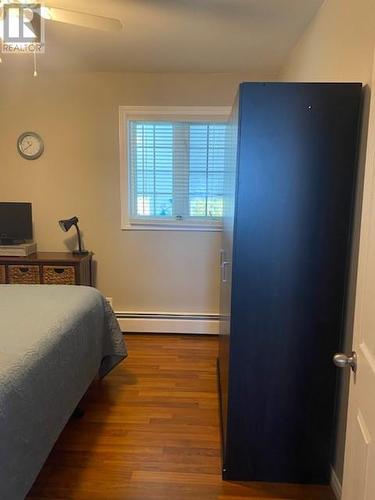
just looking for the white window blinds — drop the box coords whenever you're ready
[128,120,226,227]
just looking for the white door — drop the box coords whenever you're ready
[341,50,375,500]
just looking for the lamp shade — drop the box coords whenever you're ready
[59,216,78,232]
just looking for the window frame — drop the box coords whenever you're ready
[119,106,231,231]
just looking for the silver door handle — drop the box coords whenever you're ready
[220,249,230,282]
[220,249,225,267]
[221,261,230,283]
[333,351,357,372]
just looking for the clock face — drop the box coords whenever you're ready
[17,132,44,160]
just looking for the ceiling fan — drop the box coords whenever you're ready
[0,1,123,74]
[0,0,123,33]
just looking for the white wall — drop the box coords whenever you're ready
[281,0,375,84]
[0,71,264,315]
[280,0,375,484]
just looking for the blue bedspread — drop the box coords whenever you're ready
[0,285,127,499]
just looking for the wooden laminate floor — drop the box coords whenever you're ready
[28,334,335,500]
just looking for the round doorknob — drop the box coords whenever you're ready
[333,352,357,372]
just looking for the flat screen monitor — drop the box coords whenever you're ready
[0,202,33,244]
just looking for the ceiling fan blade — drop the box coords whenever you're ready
[42,6,123,32]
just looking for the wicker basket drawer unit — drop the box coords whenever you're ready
[43,266,76,285]
[0,265,6,284]
[8,265,40,284]
[0,253,92,286]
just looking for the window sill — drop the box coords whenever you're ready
[122,223,222,232]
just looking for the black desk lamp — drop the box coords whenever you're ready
[58,216,89,255]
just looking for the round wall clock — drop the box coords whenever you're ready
[17,132,44,160]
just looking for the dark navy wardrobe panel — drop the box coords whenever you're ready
[218,83,362,483]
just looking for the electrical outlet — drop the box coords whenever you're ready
[106,297,113,308]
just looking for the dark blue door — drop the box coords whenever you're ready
[219,83,362,483]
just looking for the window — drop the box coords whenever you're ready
[120,106,230,230]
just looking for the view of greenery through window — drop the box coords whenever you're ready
[129,121,226,221]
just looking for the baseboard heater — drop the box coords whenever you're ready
[115,311,220,335]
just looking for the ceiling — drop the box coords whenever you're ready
[1,0,324,73]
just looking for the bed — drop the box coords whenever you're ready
[0,285,127,500]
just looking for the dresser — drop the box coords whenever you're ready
[0,252,92,286]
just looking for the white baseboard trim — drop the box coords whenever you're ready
[116,311,220,335]
[330,466,342,500]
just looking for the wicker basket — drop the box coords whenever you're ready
[0,265,5,284]
[8,265,40,284]
[43,266,75,285]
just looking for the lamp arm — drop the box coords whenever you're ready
[74,223,83,253]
